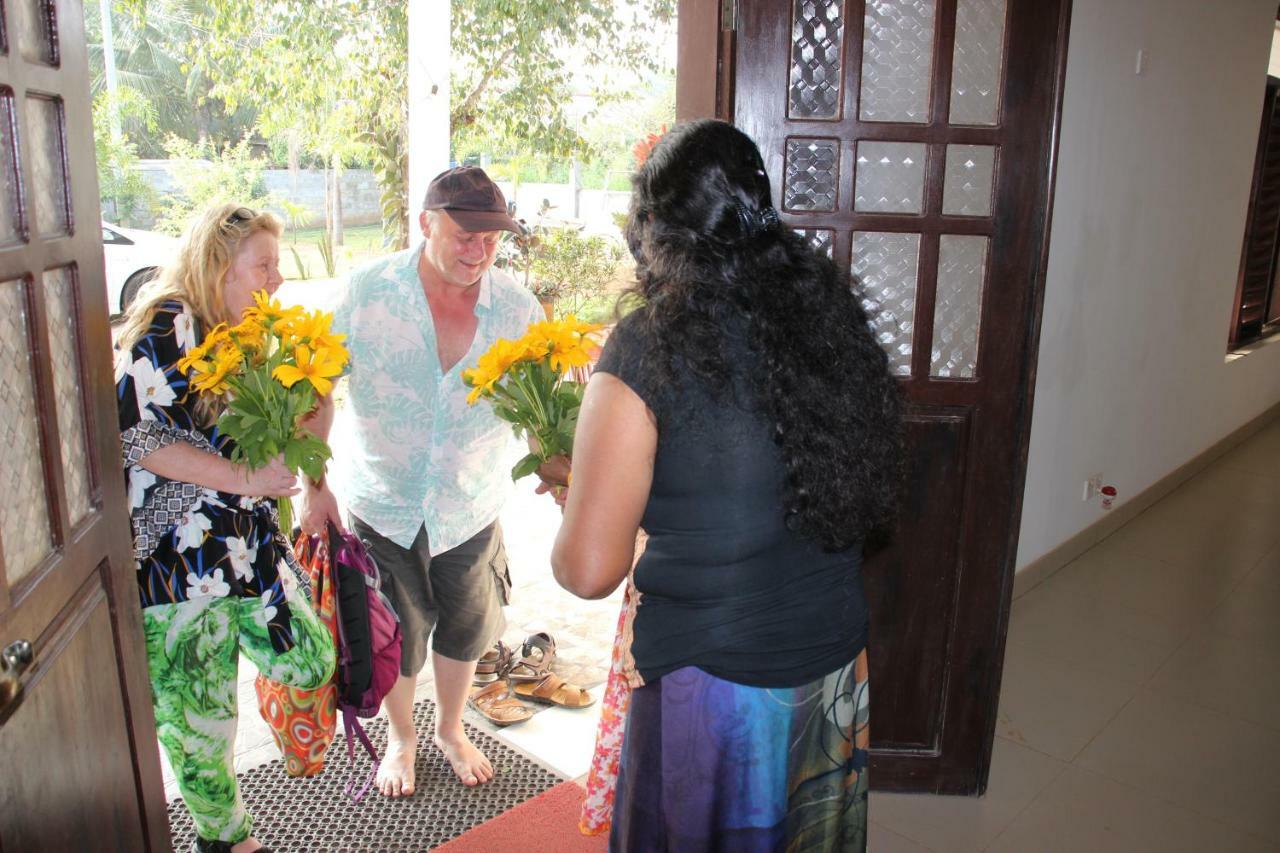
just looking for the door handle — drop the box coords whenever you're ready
[0,639,34,711]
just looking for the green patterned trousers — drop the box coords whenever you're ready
[143,591,335,844]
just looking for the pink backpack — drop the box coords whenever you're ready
[328,524,402,801]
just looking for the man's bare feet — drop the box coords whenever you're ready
[376,735,418,797]
[434,729,494,786]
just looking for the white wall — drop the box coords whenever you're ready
[1016,0,1280,568]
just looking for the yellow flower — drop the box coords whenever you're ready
[523,316,602,373]
[462,337,529,403]
[188,345,242,396]
[177,323,230,375]
[272,344,344,396]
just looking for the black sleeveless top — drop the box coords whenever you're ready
[595,312,867,688]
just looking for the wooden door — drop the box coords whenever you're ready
[0,0,170,848]
[724,0,1069,793]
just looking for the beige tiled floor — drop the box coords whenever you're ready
[873,419,1280,852]
[165,400,1280,850]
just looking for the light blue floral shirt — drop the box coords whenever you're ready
[332,244,541,553]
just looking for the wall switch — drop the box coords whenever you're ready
[1083,473,1103,501]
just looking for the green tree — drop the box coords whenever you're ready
[183,0,407,248]
[86,0,259,157]
[452,0,674,161]
[155,135,275,234]
[94,88,158,225]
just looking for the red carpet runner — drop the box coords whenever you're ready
[435,781,607,852]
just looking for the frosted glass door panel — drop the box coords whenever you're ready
[931,235,989,378]
[784,138,840,211]
[0,278,52,583]
[950,0,1007,125]
[860,0,936,123]
[789,0,846,119]
[855,141,927,213]
[942,145,996,216]
[44,266,92,527]
[853,231,920,376]
[26,94,69,237]
[0,90,21,244]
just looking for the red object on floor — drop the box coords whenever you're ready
[435,781,607,853]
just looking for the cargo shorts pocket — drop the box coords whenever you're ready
[489,540,512,606]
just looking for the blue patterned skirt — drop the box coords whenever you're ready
[609,650,870,852]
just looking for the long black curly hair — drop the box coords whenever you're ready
[623,119,904,551]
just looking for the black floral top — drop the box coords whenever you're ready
[116,300,297,652]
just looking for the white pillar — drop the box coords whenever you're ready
[408,0,451,230]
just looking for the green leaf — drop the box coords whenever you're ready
[510,453,543,482]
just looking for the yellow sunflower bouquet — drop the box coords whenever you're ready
[177,290,350,532]
[462,316,603,481]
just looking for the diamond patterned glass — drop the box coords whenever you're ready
[855,141,926,213]
[852,231,919,376]
[942,145,996,216]
[784,138,839,212]
[931,235,988,378]
[860,0,936,123]
[44,267,92,528]
[789,0,846,119]
[14,0,55,65]
[950,0,1007,125]
[25,94,68,238]
[0,90,21,244]
[0,278,52,584]
[796,228,835,257]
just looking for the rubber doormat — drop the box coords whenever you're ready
[167,698,565,852]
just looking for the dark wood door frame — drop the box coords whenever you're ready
[676,0,1074,794]
[0,0,170,846]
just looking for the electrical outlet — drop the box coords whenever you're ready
[1083,473,1103,501]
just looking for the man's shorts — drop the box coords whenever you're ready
[350,515,511,676]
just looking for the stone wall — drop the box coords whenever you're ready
[124,161,384,230]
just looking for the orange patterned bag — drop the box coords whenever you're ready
[255,532,339,777]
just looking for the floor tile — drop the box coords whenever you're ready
[1037,539,1239,650]
[1147,626,1280,734]
[1012,563,1178,682]
[870,737,1066,852]
[868,821,937,852]
[995,640,1139,762]
[1204,555,1280,648]
[1100,500,1275,585]
[1211,424,1280,478]
[986,765,1275,853]
[1076,690,1280,843]
[489,684,606,780]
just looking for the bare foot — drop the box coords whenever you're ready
[434,730,494,786]
[230,838,265,853]
[376,736,417,797]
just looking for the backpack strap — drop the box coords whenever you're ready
[342,706,381,803]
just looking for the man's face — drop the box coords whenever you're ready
[420,210,502,288]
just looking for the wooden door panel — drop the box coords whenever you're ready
[867,409,970,752]
[1,0,170,848]
[0,568,148,852]
[728,0,1068,793]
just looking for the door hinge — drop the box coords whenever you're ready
[721,0,738,32]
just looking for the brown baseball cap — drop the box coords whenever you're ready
[423,166,522,234]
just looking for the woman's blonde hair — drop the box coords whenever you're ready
[117,202,282,422]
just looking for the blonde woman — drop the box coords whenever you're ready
[115,203,335,853]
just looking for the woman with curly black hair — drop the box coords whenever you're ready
[550,119,903,851]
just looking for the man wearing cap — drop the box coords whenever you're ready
[300,166,541,792]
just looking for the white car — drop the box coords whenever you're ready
[101,222,177,314]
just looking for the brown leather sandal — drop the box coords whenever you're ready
[511,673,595,708]
[473,640,513,685]
[507,632,556,684]
[467,680,533,727]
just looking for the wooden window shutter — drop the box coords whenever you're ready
[1233,77,1280,347]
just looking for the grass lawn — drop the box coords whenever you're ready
[280,223,392,280]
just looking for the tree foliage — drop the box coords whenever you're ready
[94,88,158,224]
[452,0,674,161]
[155,135,275,234]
